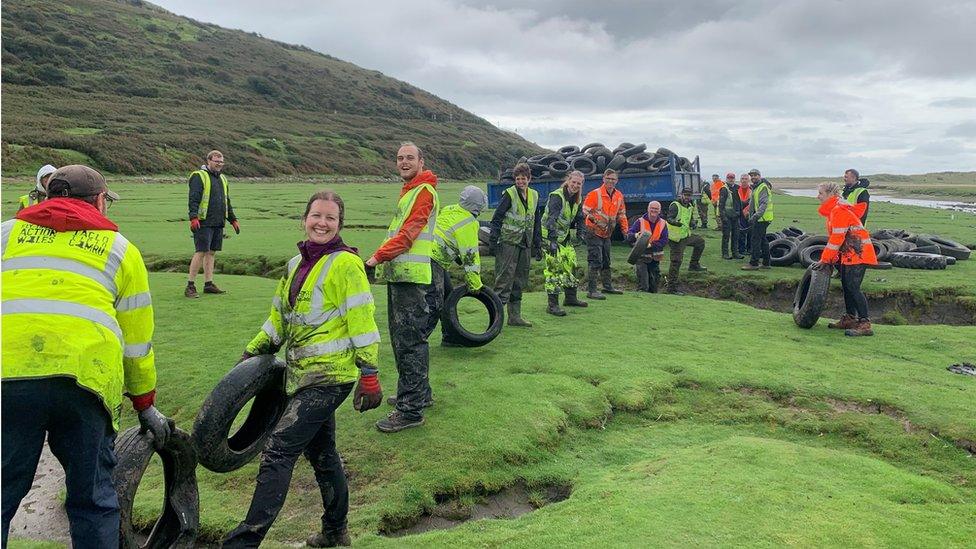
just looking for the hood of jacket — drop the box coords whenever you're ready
[16,197,118,232]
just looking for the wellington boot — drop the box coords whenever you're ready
[507,302,533,327]
[845,320,874,337]
[828,314,856,330]
[307,529,351,547]
[586,277,605,300]
[601,269,623,294]
[564,287,588,307]
[688,263,708,272]
[547,293,567,316]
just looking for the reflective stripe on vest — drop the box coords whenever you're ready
[667,202,692,241]
[721,184,738,216]
[846,187,866,203]
[542,190,579,243]
[752,182,774,222]
[378,183,439,284]
[193,170,229,219]
[500,185,537,245]
[433,207,477,264]
[639,217,667,244]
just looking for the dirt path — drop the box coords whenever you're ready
[8,440,71,545]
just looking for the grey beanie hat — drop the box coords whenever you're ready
[459,185,488,215]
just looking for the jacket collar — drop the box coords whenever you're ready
[16,198,118,232]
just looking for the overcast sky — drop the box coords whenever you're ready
[154,0,976,176]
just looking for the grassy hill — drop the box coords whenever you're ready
[0,0,544,177]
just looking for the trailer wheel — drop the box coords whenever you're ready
[441,286,504,347]
[769,238,799,266]
[793,265,831,329]
[114,427,199,549]
[191,355,288,473]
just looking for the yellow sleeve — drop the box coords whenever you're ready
[246,276,288,355]
[456,222,483,291]
[329,254,380,372]
[115,242,156,397]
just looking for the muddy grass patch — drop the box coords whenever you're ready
[380,481,572,537]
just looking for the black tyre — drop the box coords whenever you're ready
[441,286,504,347]
[624,152,654,168]
[621,167,643,174]
[797,235,827,253]
[799,244,826,267]
[929,235,971,260]
[872,240,890,261]
[595,156,607,172]
[793,266,831,329]
[527,154,546,164]
[571,156,597,176]
[607,154,627,171]
[558,145,580,157]
[618,143,646,157]
[540,154,565,166]
[528,163,548,177]
[580,143,604,154]
[945,255,957,266]
[477,225,491,245]
[884,239,915,253]
[114,427,199,549]
[655,147,675,158]
[613,142,635,155]
[912,234,937,248]
[191,355,288,473]
[782,226,805,237]
[914,245,941,255]
[796,233,814,242]
[765,231,785,244]
[649,156,670,171]
[769,238,799,266]
[548,160,570,177]
[868,261,892,269]
[589,146,613,159]
[627,232,652,265]
[888,252,948,270]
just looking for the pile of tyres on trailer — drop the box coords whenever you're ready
[499,143,696,180]
[766,226,971,269]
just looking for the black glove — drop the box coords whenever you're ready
[532,246,543,261]
[547,240,559,256]
[138,406,174,450]
[239,351,255,363]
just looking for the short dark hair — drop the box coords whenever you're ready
[47,180,99,206]
[513,163,531,178]
[845,168,859,179]
[303,190,345,229]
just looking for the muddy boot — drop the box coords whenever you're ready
[688,263,708,273]
[547,293,567,316]
[507,301,532,327]
[564,287,588,307]
[307,529,351,547]
[828,313,857,330]
[586,269,605,300]
[376,411,425,433]
[601,269,623,294]
[203,281,226,294]
[845,320,874,337]
[184,281,199,298]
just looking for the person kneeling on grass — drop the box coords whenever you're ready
[223,191,383,548]
[811,181,877,337]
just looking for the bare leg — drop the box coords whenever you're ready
[204,252,216,283]
[188,252,206,283]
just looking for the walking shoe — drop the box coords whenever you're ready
[386,396,434,408]
[307,529,351,547]
[688,263,708,272]
[547,293,567,316]
[376,411,425,433]
[506,302,532,327]
[586,289,606,300]
[741,264,760,271]
[600,270,623,294]
[184,282,199,298]
[564,287,588,307]
[203,281,226,294]
[828,314,857,330]
[585,277,605,300]
[845,320,874,337]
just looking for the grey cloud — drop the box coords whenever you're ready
[946,121,976,137]
[930,97,976,108]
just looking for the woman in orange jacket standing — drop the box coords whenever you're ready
[812,182,877,336]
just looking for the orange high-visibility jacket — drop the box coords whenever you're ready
[583,185,628,238]
[738,185,751,216]
[818,195,877,266]
[710,180,724,203]
[638,216,667,259]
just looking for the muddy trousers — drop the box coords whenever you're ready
[721,214,740,257]
[389,279,442,422]
[584,231,611,271]
[838,264,870,320]
[696,201,709,228]
[223,383,354,548]
[750,221,771,266]
[667,235,705,285]
[635,259,661,292]
[2,378,119,549]
[493,242,531,305]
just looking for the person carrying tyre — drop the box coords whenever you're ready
[17,164,57,211]
[186,150,239,298]
[737,173,752,256]
[742,168,773,270]
[432,186,489,346]
[2,165,170,549]
[813,182,877,337]
[489,162,542,327]
[709,173,724,231]
[842,168,870,224]
[365,142,440,433]
[542,170,588,316]
[582,169,629,299]
[664,187,707,294]
[718,172,743,260]
[625,200,669,293]
[224,190,383,548]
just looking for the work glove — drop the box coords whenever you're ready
[532,246,543,261]
[138,406,174,450]
[353,371,383,412]
[547,239,559,256]
[239,351,255,363]
[231,220,240,234]
[189,218,201,232]
[811,261,831,272]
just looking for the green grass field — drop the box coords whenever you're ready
[3,177,976,547]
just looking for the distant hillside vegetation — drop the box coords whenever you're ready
[1,0,544,177]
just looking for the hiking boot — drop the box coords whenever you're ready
[203,281,226,294]
[741,264,760,271]
[386,396,434,408]
[307,529,351,547]
[184,282,199,298]
[547,293,567,316]
[688,263,708,272]
[828,314,857,330]
[506,302,532,327]
[564,287,588,307]
[845,320,874,337]
[376,411,425,433]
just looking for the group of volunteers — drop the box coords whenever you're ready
[2,144,877,548]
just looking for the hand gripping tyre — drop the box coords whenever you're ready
[793,265,831,329]
[928,235,971,260]
[114,427,199,549]
[799,244,826,267]
[441,286,504,347]
[888,252,948,270]
[768,238,799,266]
[627,232,652,265]
[191,355,289,473]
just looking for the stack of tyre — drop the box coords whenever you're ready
[765,227,970,269]
[498,143,696,181]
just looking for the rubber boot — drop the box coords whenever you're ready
[601,269,623,294]
[828,313,856,330]
[688,263,708,272]
[845,320,874,337]
[563,287,588,307]
[586,268,605,300]
[507,301,532,327]
[547,293,566,316]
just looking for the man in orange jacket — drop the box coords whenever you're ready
[813,181,877,337]
[582,169,629,298]
[709,174,724,231]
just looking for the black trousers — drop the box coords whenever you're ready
[737,216,751,254]
[838,264,870,320]
[434,261,461,345]
[2,378,119,549]
[584,230,612,271]
[750,221,771,266]
[388,277,442,421]
[721,214,740,257]
[223,383,354,548]
[635,259,661,292]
